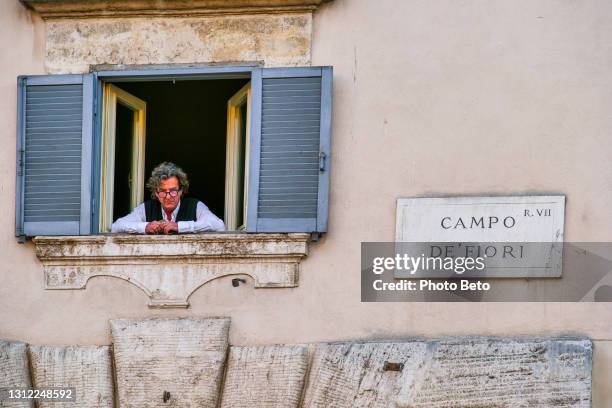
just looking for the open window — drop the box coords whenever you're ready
[16,66,332,237]
[96,77,250,232]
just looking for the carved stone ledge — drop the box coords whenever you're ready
[20,0,333,19]
[33,233,309,308]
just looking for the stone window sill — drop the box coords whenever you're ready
[33,233,309,308]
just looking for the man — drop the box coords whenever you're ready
[111,162,225,234]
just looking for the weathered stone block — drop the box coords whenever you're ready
[220,345,309,408]
[44,13,312,74]
[0,340,34,408]
[402,338,592,408]
[28,345,113,408]
[302,341,427,407]
[302,338,592,408]
[111,317,230,407]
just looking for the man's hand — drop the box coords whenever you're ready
[161,221,179,235]
[145,221,163,234]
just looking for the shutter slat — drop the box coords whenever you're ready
[26,114,83,123]
[261,170,319,176]
[25,175,81,182]
[26,145,82,152]
[261,125,320,131]
[261,90,320,98]
[28,90,82,96]
[262,138,319,148]
[25,184,80,191]
[259,187,318,193]
[26,139,82,147]
[264,82,320,88]
[258,212,317,218]
[261,154,318,160]
[263,96,321,104]
[260,191,318,196]
[25,185,80,193]
[25,156,81,163]
[256,206,318,210]
[26,169,81,176]
[25,208,80,214]
[261,144,319,151]
[260,176,317,183]
[25,196,80,203]
[263,113,320,120]
[263,103,320,110]
[259,132,320,138]
[258,199,318,204]
[26,102,82,109]
[27,97,83,104]
[261,138,319,144]
[260,181,319,188]
[25,162,81,170]
[262,109,321,115]
[27,204,81,211]
[26,122,82,129]
[261,157,318,160]
[260,186,318,192]
[25,128,83,135]
[263,77,321,84]
[262,121,320,128]
[23,215,82,222]
[27,84,83,92]
[25,136,82,142]
[260,168,317,174]
[261,146,319,152]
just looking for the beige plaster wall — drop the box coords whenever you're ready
[593,340,612,407]
[1,0,612,403]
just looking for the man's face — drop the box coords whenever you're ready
[156,176,182,213]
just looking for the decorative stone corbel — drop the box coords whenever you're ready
[33,233,309,308]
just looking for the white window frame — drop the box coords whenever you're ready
[99,83,147,233]
[224,82,251,231]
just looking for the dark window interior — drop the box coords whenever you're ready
[113,78,250,220]
[113,103,134,221]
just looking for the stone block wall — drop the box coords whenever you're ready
[0,318,593,407]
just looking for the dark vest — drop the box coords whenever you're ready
[144,197,198,222]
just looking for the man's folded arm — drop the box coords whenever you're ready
[177,201,226,233]
[111,203,148,234]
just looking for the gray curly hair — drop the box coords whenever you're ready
[146,162,190,199]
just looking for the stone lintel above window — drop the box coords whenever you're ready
[20,0,333,19]
[33,233,309,308]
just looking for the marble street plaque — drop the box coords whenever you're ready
[395,196,565,278]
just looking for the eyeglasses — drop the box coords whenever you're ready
[157,189,181,198]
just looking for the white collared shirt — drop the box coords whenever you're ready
[111,200,226,234]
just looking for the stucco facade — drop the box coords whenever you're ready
[1,0,611,405]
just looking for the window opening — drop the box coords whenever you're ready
[99,78,251,232]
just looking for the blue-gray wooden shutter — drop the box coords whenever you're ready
[15,74,94,237]
[246,67,332,233]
